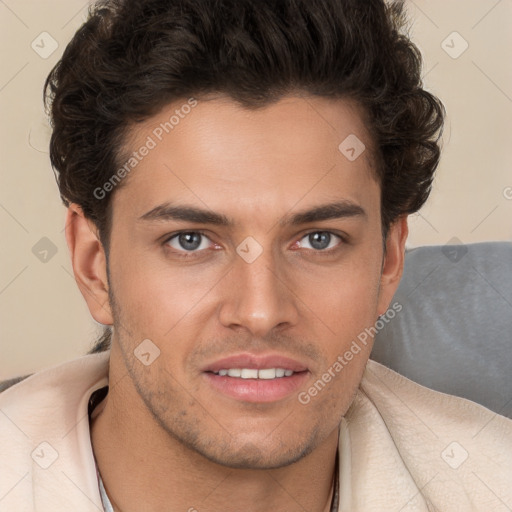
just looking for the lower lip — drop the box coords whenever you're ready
[203,371,309,403]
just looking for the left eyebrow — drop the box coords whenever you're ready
[281,200,367,226]
[137,200,367,227]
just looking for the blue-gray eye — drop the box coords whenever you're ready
[166,232,212,252]
[299,232,342,250]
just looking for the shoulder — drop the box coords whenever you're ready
[0,352,110,510]
[0,351,110,407]
[343,359,512,511]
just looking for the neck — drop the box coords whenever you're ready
[90,355,340,512]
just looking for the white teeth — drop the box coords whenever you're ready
[215,368,295,379]
[241,369,258,379]
[258,368,277,379]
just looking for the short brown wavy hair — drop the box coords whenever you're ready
[44,0,444,353]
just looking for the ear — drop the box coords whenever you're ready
[376,216,408,316]
[65,203,113,325]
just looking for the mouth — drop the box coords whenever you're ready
[202,354,310,403]
[212,368,296,379]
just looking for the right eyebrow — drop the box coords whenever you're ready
[138,203,231,226]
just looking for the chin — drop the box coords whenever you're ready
[182,430,319,470]
[205,444,312,470]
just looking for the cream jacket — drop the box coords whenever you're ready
[0,351,511,511]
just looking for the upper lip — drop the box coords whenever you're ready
[202,353,309,373]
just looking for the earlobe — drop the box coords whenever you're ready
[377,216,408,316]
[65,204,113,325]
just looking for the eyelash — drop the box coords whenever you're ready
[162,230,346,259]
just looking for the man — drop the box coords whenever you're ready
[1,0,511,510]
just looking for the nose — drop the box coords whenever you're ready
[218,244,300,337]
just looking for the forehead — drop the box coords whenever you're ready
[112,94,380,226]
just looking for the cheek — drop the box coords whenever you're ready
[109,248,220,339]
[293,252,382,407]
[301,267,380,412]
[298,251,382,341]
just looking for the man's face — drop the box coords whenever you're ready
[102,95,401,469]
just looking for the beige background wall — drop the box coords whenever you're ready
[1,0,511,378]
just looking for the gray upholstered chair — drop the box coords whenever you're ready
[371,241,512,418]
